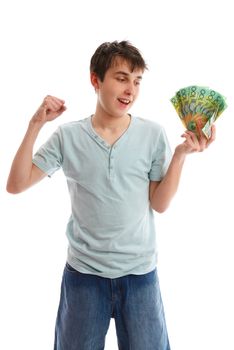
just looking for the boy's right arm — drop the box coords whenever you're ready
[6,96,66,194]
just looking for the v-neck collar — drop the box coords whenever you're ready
[87,114,134,149]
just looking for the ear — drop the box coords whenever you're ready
[90,72,100,91]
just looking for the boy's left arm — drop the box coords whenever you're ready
[149,126,216,213]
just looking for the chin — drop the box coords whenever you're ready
[114,109,131,118]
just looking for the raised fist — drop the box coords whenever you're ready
[31,95,67,124]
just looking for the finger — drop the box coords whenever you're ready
[43,96,65,112]
[181,133,198,152]
[198,133,208,152]
[57,105,67,115]
[43,95,63,104]
[185,131,200,149]
[56,97,66,104]
[48,95,65,105]
[184,130,198,140]
[57,107,67,117]
[187,129,209,152]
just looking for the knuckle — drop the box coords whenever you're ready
[44,95,51,103]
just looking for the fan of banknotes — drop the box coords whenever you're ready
[170,85,227,138]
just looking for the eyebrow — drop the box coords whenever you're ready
[114,71,143,80]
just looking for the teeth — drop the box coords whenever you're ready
[119,98,130,104]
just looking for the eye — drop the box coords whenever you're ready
[116,77,126,82]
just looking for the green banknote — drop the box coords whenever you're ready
[170,85,227,138]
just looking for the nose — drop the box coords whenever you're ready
[124,81,135,96]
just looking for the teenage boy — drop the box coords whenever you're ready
[7,41,215,350]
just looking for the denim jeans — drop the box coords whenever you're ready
[54,263,170,350]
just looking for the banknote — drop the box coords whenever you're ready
[170,86,227,138]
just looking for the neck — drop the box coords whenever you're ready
[92,110,131,131]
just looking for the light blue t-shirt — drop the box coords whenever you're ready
[33,115,172,278]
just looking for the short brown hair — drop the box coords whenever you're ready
[90,40,147,81]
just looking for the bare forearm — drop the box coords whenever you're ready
[151,151,186,213]
[6,120,44,193]
[150,125,216,213]
[7,96,66,194]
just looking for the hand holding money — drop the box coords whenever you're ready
[170,86,227,139]
[176,124,216,156]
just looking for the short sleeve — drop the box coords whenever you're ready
[149,127,172,181]
[32,128,63,177]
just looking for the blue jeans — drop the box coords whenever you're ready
[54,263,170,350]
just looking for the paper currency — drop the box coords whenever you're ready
[170,86,227,138]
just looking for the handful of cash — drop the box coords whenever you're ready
[170,86,227,138]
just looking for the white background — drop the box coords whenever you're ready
[1,0,233,349]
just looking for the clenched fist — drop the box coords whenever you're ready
[31,95,67,124]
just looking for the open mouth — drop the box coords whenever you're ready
[118,98,131,105]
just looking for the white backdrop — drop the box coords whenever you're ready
[1,0,233,349]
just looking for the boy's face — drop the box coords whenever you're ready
[91,58,143,119]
